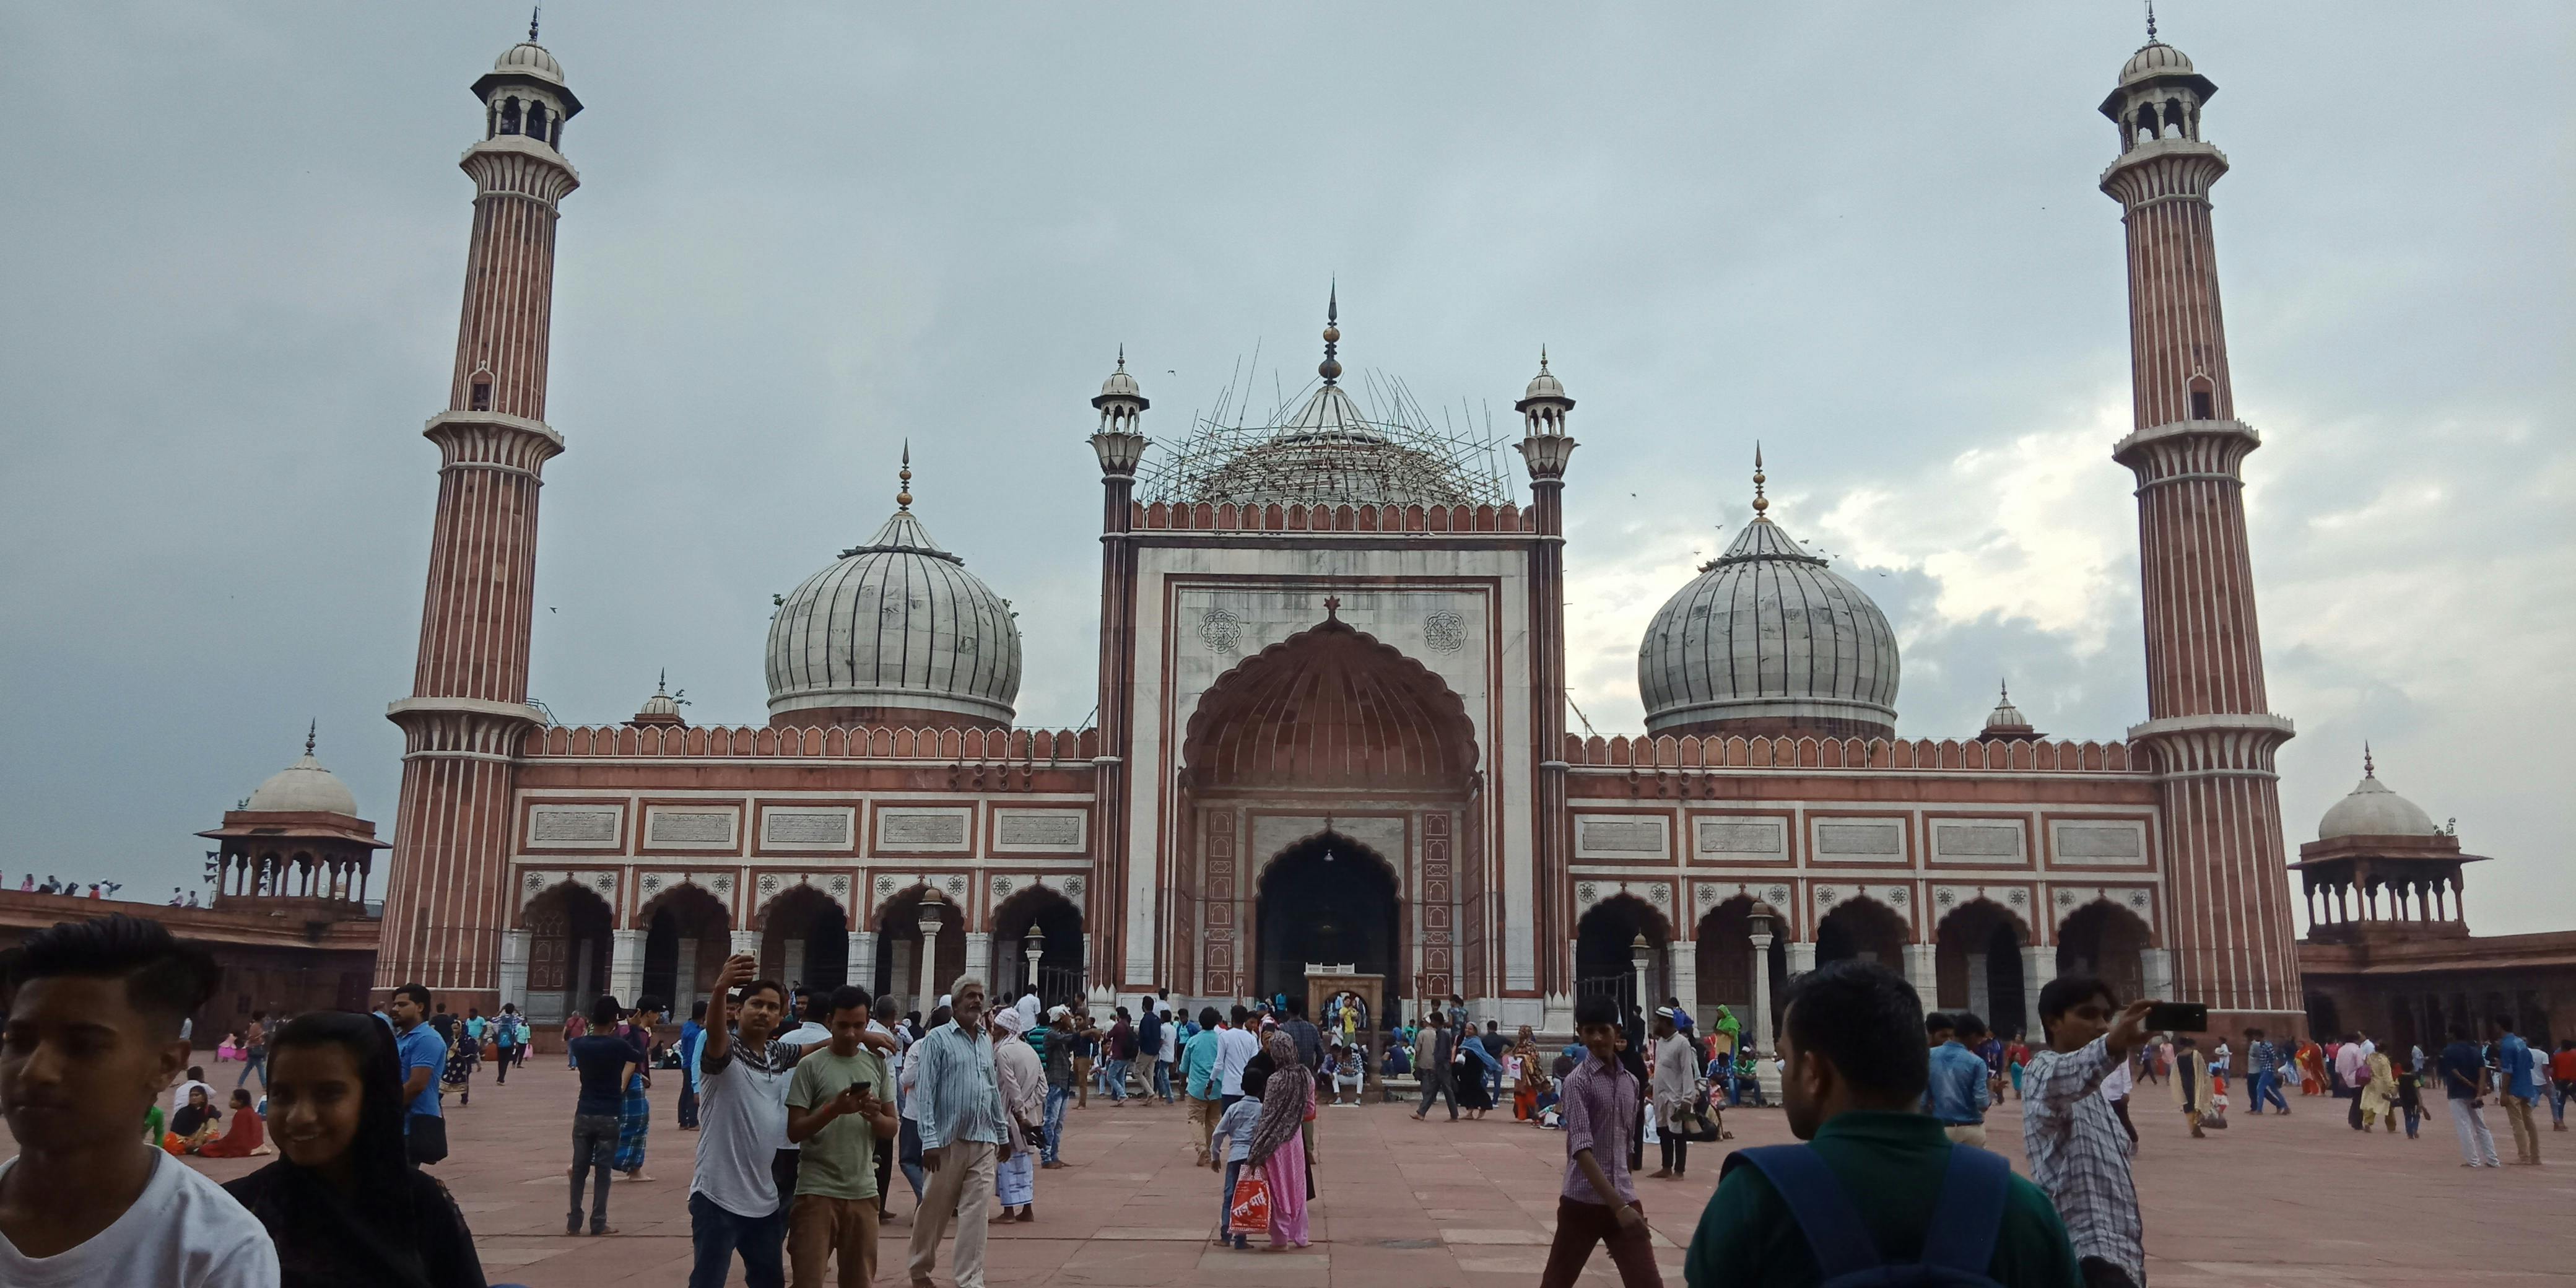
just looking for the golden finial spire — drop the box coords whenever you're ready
[896,441,913,510]
[1751,443,1769,515]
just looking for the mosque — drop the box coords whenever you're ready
[344,27,2349,1045]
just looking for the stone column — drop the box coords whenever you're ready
[914,908,946,1024]
[1785,941,1817,978]
[1747,931,1776,1054]
[1902,943,1939,1006]
[497,929,531,1017]
[2021,945,2053,1037]
[2141,947,2175,1003]
[673,938,698,1017]
[965,932,993,992]
[849,930,876,996]
[1668,941,1699,1027]
[1965,952,1990,1019]
[892,941,915,1011]
[609,929,645,1007]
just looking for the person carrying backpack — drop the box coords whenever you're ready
[1682,960,2080,1288]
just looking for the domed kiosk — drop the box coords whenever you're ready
[765,451,1023,730]
[198,727,387,907]
[1638,451,1900,741]
[2293,749,2480,944]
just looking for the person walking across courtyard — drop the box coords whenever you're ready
[2492,1017,2542,1164]
[567,993,640,1235]
[784,985,894,1288]
[2024,976,2156,1288]
[617,996,664,1183]
[1183,1007,1227,1163]
[2439,1025,2501,1168]
[1411,1011,1460,1121]
[1038,1006,1076,1167]
[1538,994,1657,1288]
[908,975,1011,1288]
[1243,1032,1314,1250]
[989,1006,1044,1221]
[676,999,707,1128]
[1650,1007,1701,1179]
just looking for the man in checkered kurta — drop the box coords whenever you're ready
[2022,978,2159,1288]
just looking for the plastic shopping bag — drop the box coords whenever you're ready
[1228,1168,1273,1236]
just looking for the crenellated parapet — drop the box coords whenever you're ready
[521,723,1097,763]
[1561,732,2139,774]
[1131,499,1533,533]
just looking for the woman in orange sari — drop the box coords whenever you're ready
[163,1085,224,1154]
[2296,1039,2326,1096]
[198,1088,269,1157]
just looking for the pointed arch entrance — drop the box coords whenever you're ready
[521,881,613,1029]
[1178,614,1481,1006]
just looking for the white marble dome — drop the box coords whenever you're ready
[765,505,1021,726]
[494,41,566,85]
[1638,510,1900,738]
[246,747,360,816]
[2120,41,2193,85]
[2318,760,2439,839]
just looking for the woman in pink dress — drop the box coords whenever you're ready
[1243,1032,1313,1249]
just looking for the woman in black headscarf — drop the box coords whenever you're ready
[1243,1032,1315,1248]
[224,1011,488,1288]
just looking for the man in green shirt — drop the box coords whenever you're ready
[1683,960,2081,1288]
[786,985,896,1288]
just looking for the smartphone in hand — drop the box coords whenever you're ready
[2143,1002,2208,1032]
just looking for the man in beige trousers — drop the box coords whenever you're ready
[905,975,1011,1288]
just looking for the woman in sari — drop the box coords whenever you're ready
[1244,1032,1314,1249]
[1512,1026,1547,1122]
[2297,1038,2326,1096]
[199,1087,269,1157]
[165,1084,223,1154]
[224,1010,489,1287]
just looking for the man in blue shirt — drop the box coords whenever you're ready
[2493,1018,2542,1165]
[1180,1007,1226,1163]
[2243,1027,2290,1115]
[386,981,450,1165]
[1923,1010,1993,1146]
[2437,1026,2500,1167]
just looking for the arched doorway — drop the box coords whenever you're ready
[760,884,849,995]
[1934,900,2031,1039]
[1695,895,1788,1045]
[2056,900,2151,1006]
[1180,613,1480,1006]
[990,886,1086,1007]
[523,882,614,1029]
[642,883,730,1020]
[1575,895,1671,1022]
[871,887,967,1019]
[1255,833,1400,1002]
[1816,897,1907,969]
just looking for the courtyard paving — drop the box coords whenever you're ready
[20,1056,2568,1285]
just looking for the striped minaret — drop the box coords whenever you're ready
[375,31,583,1007]
[2099,36,2304,1032]
[1513,353,1575,1017]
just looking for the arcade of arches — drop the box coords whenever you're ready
[1177,617,1479,1005]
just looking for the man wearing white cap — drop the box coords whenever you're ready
[987,1006,1043,1221]
[1648,1007,1702,1180]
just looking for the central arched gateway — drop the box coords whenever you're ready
[1176,614,1481,1007]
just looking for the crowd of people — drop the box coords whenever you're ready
[6,908,2565,1288]
[4,873,127,900]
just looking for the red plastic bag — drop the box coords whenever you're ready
[1228,1169,1273,1236]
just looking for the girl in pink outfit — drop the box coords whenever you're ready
[1245,1032,1313,1248]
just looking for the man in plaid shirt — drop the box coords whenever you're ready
[2022,977,2158,1288]
[2243,1027,2291,1115]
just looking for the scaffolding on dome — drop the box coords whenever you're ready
[1135,355,1518,510]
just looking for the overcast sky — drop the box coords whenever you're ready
[4,3,2567,933]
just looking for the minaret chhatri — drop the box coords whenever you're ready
[2098,27,2303,1032]
[375,23,582,1006]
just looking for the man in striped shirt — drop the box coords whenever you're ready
[905,975,1011,1288]
[2022,976,2158,1288]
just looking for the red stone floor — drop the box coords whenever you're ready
[15,1058,2567,1285]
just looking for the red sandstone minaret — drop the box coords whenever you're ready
[2099,29,2303,1032]
[1514,353,1576,1014]
[375,26,581,1006]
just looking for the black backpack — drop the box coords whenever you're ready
[1722,1142,2011,1287]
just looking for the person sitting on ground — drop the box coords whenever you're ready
[196,1089,268,1159]
[0,912,279,1286]
[1683,960,2081,1288]
[225,1010,489,1287]
[165,1085,225,1155]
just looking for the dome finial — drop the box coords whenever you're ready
[305,719,316,757]
[2363,741,2374,778]
[1539,345,1550,375]
[530,3,541,42]
[1319,282,1343,385]
[656,667,668,695]
[2143,0,2156,42]
[1116,344,1126,373]
[897,440,913,510]
[1751,442,1769,515]
[1999,677,2010,702]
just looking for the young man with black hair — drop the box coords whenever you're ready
[386,981,450,1164]
[1683,960,2079,1288]
[0,913,279,1286]
[1925,1010,1993,1147]
[568,993,640,1235]
[2440,1024,2502,1168]
[617,995,665,1184]
[690,955,836,1288]
[2022,974,2159,1288]
[785,985,894,1288]
[2492,1016,2541,1165]
[1538,993,1657,1288]
[1410,1010,1460,1121]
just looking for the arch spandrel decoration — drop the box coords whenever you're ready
[1930,886,2036,941]
[635,871,739,920]
[990,872,1086,913]
[2052,885,2159,941]
[1811,883,1914,931]
[1180,617,1481,791]
[753,872,855,926]
[518,869,619,918]
[1573,878,1676,923]
[868,872,978,928]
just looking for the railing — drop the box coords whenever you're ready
[1563,732,2137,773]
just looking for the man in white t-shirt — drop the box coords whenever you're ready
[0,912,278,1287]
[690,957,833,1288]
[1215,1004,1261,1106]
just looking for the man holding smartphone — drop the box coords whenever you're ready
[2022,977,2160,1288]
[785,985,895,1288]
